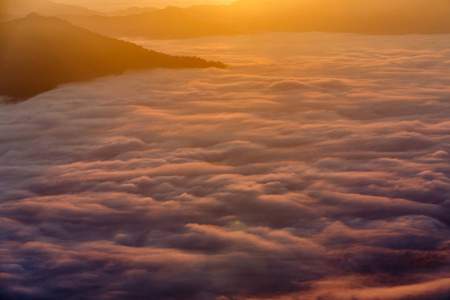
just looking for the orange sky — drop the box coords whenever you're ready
[53,0,235,10]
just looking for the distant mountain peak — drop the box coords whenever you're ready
[6,12,81,30]
[25,12,42,18]
[21,12,62,22]
[2,0,102,17]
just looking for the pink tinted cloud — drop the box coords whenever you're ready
[0,33,449,299]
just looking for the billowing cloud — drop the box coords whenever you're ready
[0,33,449,300]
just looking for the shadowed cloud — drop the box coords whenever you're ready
[0,33,449,300]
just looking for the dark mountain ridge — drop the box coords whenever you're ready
[0,13,225,101]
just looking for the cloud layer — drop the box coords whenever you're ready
[0,33,449,300]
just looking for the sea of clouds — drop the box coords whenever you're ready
[0,33,449,300]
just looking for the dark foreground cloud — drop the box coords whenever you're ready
[0,33,449,300]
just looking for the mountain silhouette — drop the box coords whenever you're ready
[1,0,101,17]
[62,0,450,39]
[64,5,241,39]
[0,13,226,101]
[109,7,158,16]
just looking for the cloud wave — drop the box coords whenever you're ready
[0,33,449,300]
